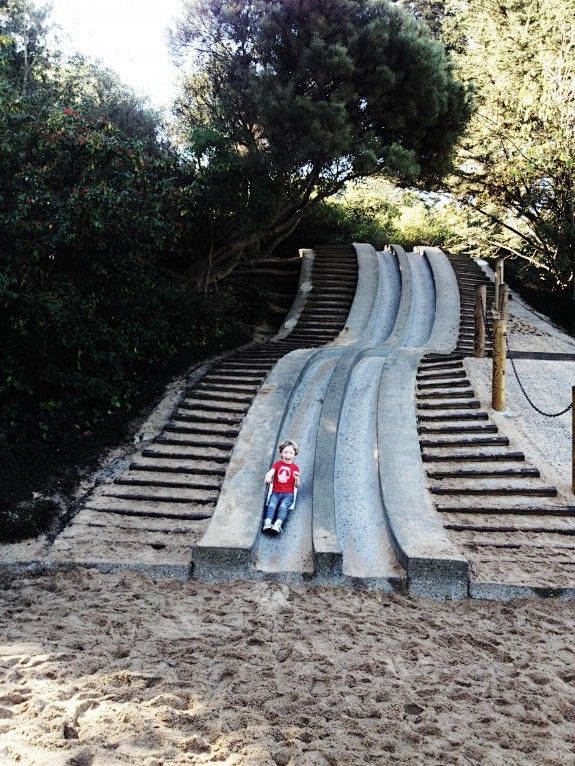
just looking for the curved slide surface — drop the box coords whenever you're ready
[195,244,467,596]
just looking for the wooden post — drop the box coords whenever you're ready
[494,258,504,314]
[498,281,508,320]
[492,319,507,411]
[474,284,487,358]
[492,283,508,411]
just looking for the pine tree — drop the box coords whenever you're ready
[447,0,575,295]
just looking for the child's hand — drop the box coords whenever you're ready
[265,469,274,484]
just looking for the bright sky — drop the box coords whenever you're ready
[49,0,186,110]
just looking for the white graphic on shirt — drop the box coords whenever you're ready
[277,466,291,484]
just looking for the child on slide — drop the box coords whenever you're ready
[262,440,300,535]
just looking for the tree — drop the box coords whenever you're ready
[57,56,162,148]
[171,0,470,287]
[391,0,447,40]
[0,0,54,104]
[446,0,575,295]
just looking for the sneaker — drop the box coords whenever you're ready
[263,518,273,531]
[272,520,283,534]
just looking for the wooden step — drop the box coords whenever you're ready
[423,450,525,463]
[418,412,488,422]
[426,465,540,480]
[421,435,509,448]
[419,423,498,435]
[100,484,218,504]
[418,400,481,410]
[85,496,214,520]
[130,457,226,475]
[117,471,222,490]
[430,483,557,497]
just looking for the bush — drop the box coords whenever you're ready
[0,108,253,540]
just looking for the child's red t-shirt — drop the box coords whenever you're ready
[271,460,300,494]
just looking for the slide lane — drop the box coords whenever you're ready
[253,355,337,576]
[335,355,403,583]
[332,250,437,583]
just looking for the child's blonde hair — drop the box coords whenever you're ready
[279,439,299,455]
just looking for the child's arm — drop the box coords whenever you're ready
[294,469,300,488]
[265,467,275,484]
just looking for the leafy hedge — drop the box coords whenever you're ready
[0,108,251,540]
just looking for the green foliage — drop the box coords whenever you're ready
[444,0,575,294]
[57,56,162,148]
[172,0,471,285]
[0,107,236,438]
[0,2,254,542]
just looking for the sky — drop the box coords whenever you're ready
[49,0,186,110]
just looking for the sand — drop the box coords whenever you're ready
[1,569,574,766]
[2,265,575,764]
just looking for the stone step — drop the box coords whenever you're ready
[154,433,234,449]
[164,422,239,437]
[418,400,481,410]
[100,484,218,503]
[418,423,498,435]
[418,412,489,422]
[301,308,349,316]
[289,334,332,341]
[217,362,273,371]
[437,502,575,516]
[292,325,337,332]
[171,410,243,424]
[421,435,510,448]
[117,471,222,490]
[430,482,557,497]
[141,444,229,463]
[451,531,575,551]
[154,436,231,453]
[422,353,464,362]
[71,509,202,533]
[417,380,472,390]
[417,390,476,400]
[187,390,253,404]
[294,330,333,341]
[130,456,226,475]
[157,430,235,447]
[85,496,215,519]
[435,493,567,510]
[199,377,261,390]
[417,370,467,381]
[179,400,249,414]
[419,360,464,371]
[305,300,351,308]
[426,465,540,480]
[310,284,355,292]
[422,449,525,462]
[441,512,575,534]
[204,369,267,380]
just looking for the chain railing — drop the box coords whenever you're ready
[476,288,572,417]
[504,332,573,417]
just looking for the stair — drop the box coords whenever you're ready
[448,255,495,356]
[418,263,575,594]
[48,246,358,574]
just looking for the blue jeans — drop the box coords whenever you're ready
[265,492,294,525]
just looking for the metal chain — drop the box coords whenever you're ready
[473,287,572,417]
[504,332,573,417]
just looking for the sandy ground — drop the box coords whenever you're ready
[1,569,574,766]
[2,264,575,765]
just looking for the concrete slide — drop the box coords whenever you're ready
[194,244,468,597]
